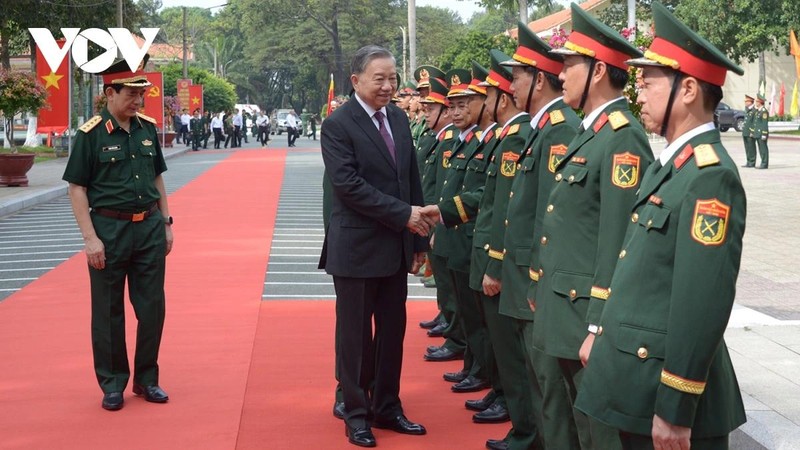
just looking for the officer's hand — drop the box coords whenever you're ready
[652,414,691,450]
[407,205,434,236]
[419,204,442,223]
[165,225,174,255]
[579,333,595,367]
[84,236,106,270]
[762,136,767,141]
[482,275,501,297]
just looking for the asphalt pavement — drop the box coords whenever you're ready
[1,129,799,449]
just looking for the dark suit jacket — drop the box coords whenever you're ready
[319,98,428,278]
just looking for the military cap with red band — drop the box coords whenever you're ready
[551,3,642,70]
[480,49,515,95]
[100,54,152,87]
[420,78,450,106]
[414,65,446,89]
[626,1,743,86]
[468,61,489,95]
[447,68,476,98]
[501,21,563,76]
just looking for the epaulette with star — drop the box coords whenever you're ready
[694,144,720,168]
[507,123,520,135]
[550,109,566,125]
[78,115,102,133]
[444,129,454,140]
[136,112,157,125]
[607,111,630,130]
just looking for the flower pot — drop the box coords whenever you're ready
[161,131,176,148]
[0,153,36,187]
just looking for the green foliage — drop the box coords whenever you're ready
[437,30,517,72]
[159,63,237,113]
[0,70,48,149]
[769,114,794,121]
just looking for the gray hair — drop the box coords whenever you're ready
[351,45,396,75]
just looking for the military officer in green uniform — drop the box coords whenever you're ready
[412,65,446,147]
[531,5,654,449]
[741,94,757,167]
[500,22,582,450]
[753,93,770,168]
[190,108,204,151]
[575,4,747,449]
[63,55,173,412]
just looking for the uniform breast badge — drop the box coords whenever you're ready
[548,144,568,173]
[611,152,640,188]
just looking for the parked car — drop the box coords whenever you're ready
[270,109,302,135]
[714,102,746,132]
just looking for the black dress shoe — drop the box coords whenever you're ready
[427,345,441,354]
[473,402,510,423]
[132,384,169,403]
[756,165,768,169]
[427,322,448,337]
[372,414,426,435]
[741,164,755,168]
[486,438,509,450]
[419,317,439,329]
[333,401,345,420]
[424,347,463,362]
[451,375,489,393]
[101,392,124,411]
[443,369,469,383]
[345,424,376,447]
[465,391,498,411]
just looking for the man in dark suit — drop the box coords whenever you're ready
[319,45,433,448]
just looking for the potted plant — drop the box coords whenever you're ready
[0,69,49,186]
[161,95,180,147]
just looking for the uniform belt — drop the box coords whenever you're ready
[93,204,159,222]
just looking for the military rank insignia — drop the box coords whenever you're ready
[501,151,519,177]
[142,139,153,146]
[548,144,568,173]
[691,199,730,246]
[443,150,453,168]
[611,152,640,189]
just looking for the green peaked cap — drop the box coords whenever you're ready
[627,1,743,86]
[446,68,475,98]
[501,21,564,76]
[551,3,642,69]
[415,65,445,89]
[469,61,489,95]
[420,77,449,105]
[480,49,514,94]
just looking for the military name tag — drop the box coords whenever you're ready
[691,198,730,246]
[548,144,568,173]
[102,145,121,152]
[611,152,640,189]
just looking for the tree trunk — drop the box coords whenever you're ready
[331,19,346,96]
[519,0,528,24]
[758,52,766,96]
[0,19,11,71]
[24,113,41,147]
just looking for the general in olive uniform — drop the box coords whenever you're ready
[63,55,173,411]
[532,5,654,449]
[575,4,747,449]
[190,109,204,151]
[741,94,757,167]
[752,93,770,169]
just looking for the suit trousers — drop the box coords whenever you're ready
[620,431,728,450]
[333,268,408,428]
[559,357,623,450]
[89,212,166,394]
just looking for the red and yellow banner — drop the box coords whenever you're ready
[177,78,192,112]
[188,85,204,114]
[36,39,69,134]
[790,30,800,79]
[142,71,164,129]
[326,73,334,116]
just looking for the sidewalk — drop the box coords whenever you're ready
[1,134,799,449]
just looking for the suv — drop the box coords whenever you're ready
[714,102,746,132]
[271,109,302,135]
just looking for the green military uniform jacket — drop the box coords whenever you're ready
[421,124,457,206]
[190,116,204,135]
[430,125,465,259]
[63,109,166,210]
[416,129,436,174]
[575,126,747,438]
[499,99,580,321]
[468,114,530,291]
[752,105,769,140]
[742,105,755,139]
[411,117,428,145]
[434,125,480,271]
[532,98,653,360]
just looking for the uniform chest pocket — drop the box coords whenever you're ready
[615,323,666,361]
[561,165,588,185]
[636,204,671,232]
[137,145,156,177]
[468,157,488,173]
[98,149,127,164]
[551,270,592,302]
[520,155,536,172]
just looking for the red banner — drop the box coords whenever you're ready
[177,78,192,112]
[142,72,164,129]
[36,39,69,134]
[188,85,204,114]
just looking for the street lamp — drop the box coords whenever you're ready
[399,26,407,83]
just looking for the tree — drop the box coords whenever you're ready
[159,63,238,113]
[0,70,48,150]
[437,30,517,72]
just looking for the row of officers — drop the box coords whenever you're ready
[344,3,746,450]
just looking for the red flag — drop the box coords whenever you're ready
[188,85,204,114]
[326,73,334,116]
[177,79,192,112]
[142,72,164,129]
[779,82,786,117]
[36,39,69,134]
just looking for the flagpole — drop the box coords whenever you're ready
[67,49,73,156]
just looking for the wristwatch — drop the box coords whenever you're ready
[164,215,174,225]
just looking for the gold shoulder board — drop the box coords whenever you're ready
[137,112,157,124]
[694,144,720,168]
[508,123,520,135]
[608,111,630,130]
[444,130,454,140]
[550,109,566,125]
[78,115,102,133]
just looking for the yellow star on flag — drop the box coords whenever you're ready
[41,71,64,89]
[191,96,200,105]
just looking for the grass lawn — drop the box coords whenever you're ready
[0,146,58,163]
[774,129,800,135]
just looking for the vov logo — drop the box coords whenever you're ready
[29,28,159,74]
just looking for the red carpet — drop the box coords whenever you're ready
[0,148,508,449]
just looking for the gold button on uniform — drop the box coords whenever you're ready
[540,236,547,245]
[538,269,544,277]
[637,347,648,359]
[509,191,514,198]
[516,163,521,170]
[484,244,490,250]
[504,219,509,227]
[646,219,653,228]
[111,157,116,162]
[569,289,577,299]
[568,175,575,182]
[131,154,136,159]
[631,213,639,223]
[443,180,448,185]
[619,250,626,259]
[597,326,604,336]
[135,175,139,179]
[546,204,554,213]
[555,173,563,181]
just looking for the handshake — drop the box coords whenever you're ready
[406,205,444,236]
